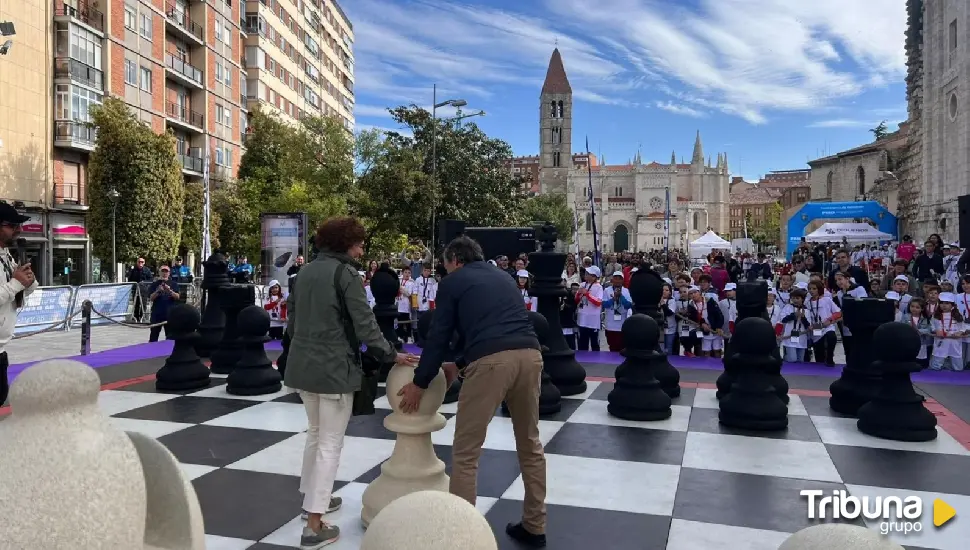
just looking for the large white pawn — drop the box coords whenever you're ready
[361,364,450,527]
[778,524,905,550]
[362,490,497,550]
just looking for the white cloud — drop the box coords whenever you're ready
[345,0,906,125]
[654,101,705,118]
[808,118,903,129]
[354,105,393,118]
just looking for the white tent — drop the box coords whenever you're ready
[690,231,732,257]
[804,222,893,242]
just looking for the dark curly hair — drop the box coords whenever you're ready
[314,216,367,254]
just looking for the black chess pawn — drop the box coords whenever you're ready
[718,317,789,430]
[370,266,402,383]
[829,297,896,416]
[502,311,562,416]
[717,282,770,399]
[226,305,283,395]
[857,323,938,442]
[155,304,211,392]
[417,310,463,404]
[607,314,673,421]
[627,268,680,398]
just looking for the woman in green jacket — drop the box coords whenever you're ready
[285,216,417,549]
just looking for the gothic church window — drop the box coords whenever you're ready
[550,101,556,117]
[692,212,700,230]
[553,152,561,167]
[856,166,865,196]
[585,214,591,231]
[615,187,622,197]
[557,101,563,118]
[826,171,834,198]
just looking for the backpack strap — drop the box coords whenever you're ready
[333,263,361,353]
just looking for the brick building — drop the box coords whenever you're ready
[5,0,353,285]
[728,169,812,245]
[505,152,596,195]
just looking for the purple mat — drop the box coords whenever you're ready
[6,340,174,384]
[402,344,970,386]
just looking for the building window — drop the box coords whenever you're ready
[615,187,622,197]
[140,13,152,39]
[553,152,561,167]
[856,165,865,196]
[223,105,232,127]
[950,19,957,52]
[55,84,102,121]
[215,61,224,83]
[557,100,564,118]
[825,171,834,197]
[949,92,958,121]
[124,59,137,85]
[140,67,152,93]
[215,20,224,42]
[216,104,226,126]
[124,6,136,30]
[585,214,591,231]
[70,25,102,70]
[61,161,81,202]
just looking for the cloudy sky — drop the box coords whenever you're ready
[344,0,908,180]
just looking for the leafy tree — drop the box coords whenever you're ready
[384,105,524,240]
[762,202,784,247]
[516,193,574,243]
[180,181,220,255]
[353,128,432,252]
[212,181,260,259]
[87,97,185,268]
[870,120,889,141]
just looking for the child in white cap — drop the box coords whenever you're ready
[930,292,966,371]
[602,271,633,352]
[717,283,737,354]
[515,269,538,311]
[575,265,604,351]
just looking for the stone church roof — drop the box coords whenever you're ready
[542,48,572,95]
[729,186,783,205]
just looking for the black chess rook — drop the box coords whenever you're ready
[829,297,896,416]
[209,284,256,375]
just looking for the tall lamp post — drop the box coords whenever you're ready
[430,84,466,249]
[108,188,120,282]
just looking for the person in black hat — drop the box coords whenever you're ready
[0,203,37,405]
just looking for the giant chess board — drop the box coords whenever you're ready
[85,360,970,550]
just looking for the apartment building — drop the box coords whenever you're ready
[22,0,352,285]
[242,0,354,131]
[505,153,596,196]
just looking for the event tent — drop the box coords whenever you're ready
[689,231,732,256]
[804,222,893,242]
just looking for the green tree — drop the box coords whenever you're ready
[87,97,185,268]
[212,181,260,259]
[516,193,575,243]
[353,128,432,253]
[384,105,524,240]
[762,202,784,247]
[870,120,889,141]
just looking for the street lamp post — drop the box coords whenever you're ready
[430,84,467,249]
[108,188,120,282]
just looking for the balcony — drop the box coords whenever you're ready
[54,182,85,208]
[54,121,97,151]
[53,2,104,34]
[164,54,203,89]
[165,3,204,44]
[165,100,204,131]
[179,153,203,175]
[53,57,103,91]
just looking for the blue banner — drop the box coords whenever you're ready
[71,284,135,327]
[15,286,75,334]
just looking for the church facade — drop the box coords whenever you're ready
[535,49,730,253]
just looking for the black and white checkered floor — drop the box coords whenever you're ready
[98,369,970,550]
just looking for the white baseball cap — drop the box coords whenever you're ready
[586,266,602,278]
[939,292,957,303]
[612,270,624,278]
[724,283,737,291]
[516,269,530,278]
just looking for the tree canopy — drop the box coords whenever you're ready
[87,97,185,269]
[870,120,889,141]
[516,193,574,243]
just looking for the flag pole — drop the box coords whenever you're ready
[585,136,601,267]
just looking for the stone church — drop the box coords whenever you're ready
[536,49,731,253]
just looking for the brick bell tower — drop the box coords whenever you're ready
[538,48,573,195]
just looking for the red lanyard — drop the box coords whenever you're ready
[942,313,953,333]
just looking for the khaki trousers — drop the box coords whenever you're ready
[450,348,547,534]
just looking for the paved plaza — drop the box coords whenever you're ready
[2,337,968,549]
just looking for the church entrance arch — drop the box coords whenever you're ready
[785,201,897,257]
[613,223,630,252]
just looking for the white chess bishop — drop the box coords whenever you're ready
[0,360,205,549]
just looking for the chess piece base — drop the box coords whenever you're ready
[654,361,681,399]
[715,371,733,400]
[209,346,240,375]
[226,370,282,396]
[719,391,789,431]
[155,361,211,392]
[607,402,672,421]
[829,373,880,416]
[543,350,587,396]
[857,398,938,442]
[360,432,450,528]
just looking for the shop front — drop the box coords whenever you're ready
[49,212,90,286]
[18,215,49,285]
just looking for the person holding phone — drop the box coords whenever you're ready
[0,203,37,405]
[148,265,180,342]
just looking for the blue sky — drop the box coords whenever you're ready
[344,0,908,180]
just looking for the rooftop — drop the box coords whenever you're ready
[541,48,572,95]
[729,186,783,206]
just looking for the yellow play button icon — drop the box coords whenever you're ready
[933,499,956,527]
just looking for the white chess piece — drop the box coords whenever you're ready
[361,490,497,549]
[360,364,449,527]
[0,360,205,549]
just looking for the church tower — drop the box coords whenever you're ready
[539,48,573,195]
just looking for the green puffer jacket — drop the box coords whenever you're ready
[283,252,395,395]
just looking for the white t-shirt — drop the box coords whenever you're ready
[777,304,809,349]
[805,296,841,337]
[414,276,437,312]
[398,279,414,314]
[576,282,604,330]
[603,286,632,331]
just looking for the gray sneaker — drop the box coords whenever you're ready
[300,523,340,549]
[301,497,342,520]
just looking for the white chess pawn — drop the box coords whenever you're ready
[361,363,449,527]
[0,360,205,549]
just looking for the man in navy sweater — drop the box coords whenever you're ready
[398,236,547,548]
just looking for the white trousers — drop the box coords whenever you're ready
[299,391,354,514]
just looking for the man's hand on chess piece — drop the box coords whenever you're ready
[13,263,34,286]
[395,353,419,366]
